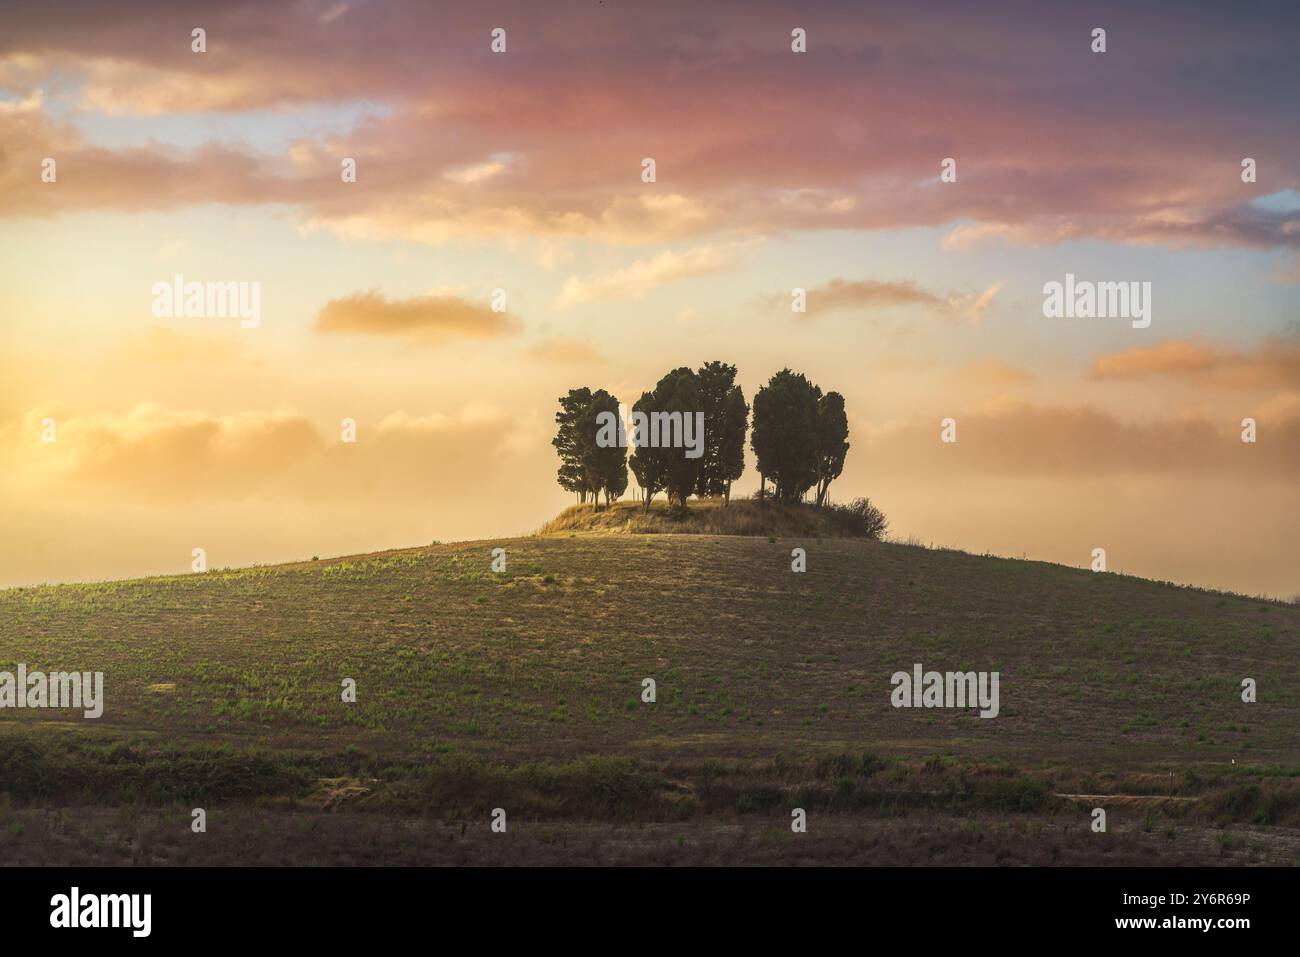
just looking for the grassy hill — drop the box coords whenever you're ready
[1,504,1296,865]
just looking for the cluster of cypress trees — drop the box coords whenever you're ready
[553,363,849,510]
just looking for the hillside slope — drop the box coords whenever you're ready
[3,528,1293,762]
[1,527,1296,864]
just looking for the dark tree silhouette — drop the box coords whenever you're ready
[554,386,627,508]
[719,384,749,504]
[603,451,630,505]
[582,388,627,508]
[694,361,739,498]
[661,368,703,507]
[553,387,594,503]
[628,390,665,509]
[750,368,822,503]
[813,391,849,506]
[629,367,702,510]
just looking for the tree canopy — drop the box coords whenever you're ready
[552,386,627,507]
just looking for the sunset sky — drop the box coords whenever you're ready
[1,0,1297,596]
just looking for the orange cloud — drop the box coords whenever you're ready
[1,402,542,504]
[953,359,1036,389]
[313,290,520,346]
[525,339,608,365]
[0,400,560,586]
[858,400,1299,479]
[787,278,1003,324]
[1090,337,1300,388]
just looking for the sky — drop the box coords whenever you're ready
[0,0,1297,596]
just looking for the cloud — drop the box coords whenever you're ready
[303,192,718,247]
[525,338,608,365]
[319,3,350,25]
[0,102,304,217]
[313,290,520,346]
[0,401,540,504]
[858,400,1300,480]
[1,404,323,500]
[0,87,43,113]
[941,223,1014,250]
[556,244,742,306]
[1089,336,1300,388]
[443,154,511,185]
[948,282,1004,324]
[0,398,562,585]
[953,358,1036,389]
[789,278,1003,324]
[3,2,1297,249]
[806,279,939,311]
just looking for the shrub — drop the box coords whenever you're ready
[827,497,889,540]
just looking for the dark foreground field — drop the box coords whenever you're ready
[1,501,1297,865]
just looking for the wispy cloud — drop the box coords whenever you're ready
[525,338,608,365]
[556,244,743,306]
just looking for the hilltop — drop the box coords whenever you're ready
[537,497,885,539]
[0,520,1296,865]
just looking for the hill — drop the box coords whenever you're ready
[0,518,1296,865]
